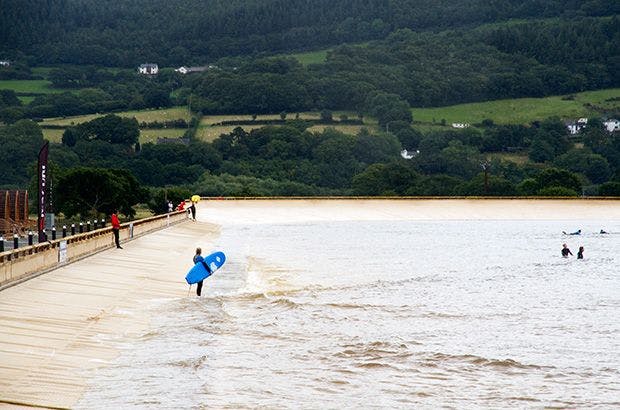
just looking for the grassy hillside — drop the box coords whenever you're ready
[0,78,78,103]
[42,126,187,144]
[413,89,620,125]
[0,79,59,94]
[288,50,329,66]
[196,112,373,142]
[39,107,191,143]
[40,107,192,126]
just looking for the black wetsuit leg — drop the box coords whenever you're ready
[196,262,211,296]
[113,228,121,248]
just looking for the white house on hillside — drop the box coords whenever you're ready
[451,122,470,129]
[566,117,588,134]
[138,64,159,75]
[174,65,214,74]
[604,119,619,133]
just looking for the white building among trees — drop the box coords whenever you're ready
[138,64,159,75]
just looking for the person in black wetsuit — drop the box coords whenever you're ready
[561,243,573,258]
[189,201,196,221]
[577,246,584,259]
[192,247,212,296]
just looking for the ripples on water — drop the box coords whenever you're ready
[78,220,620,408]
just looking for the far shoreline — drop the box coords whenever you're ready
[198,198,620,223]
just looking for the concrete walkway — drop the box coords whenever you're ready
[0,218,217,409]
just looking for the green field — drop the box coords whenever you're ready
[0,79,61,94]
[30,67,55,77]
[196,113,375,142]
[488,152,530,165]
[307,124,369,135]
[17,96,36,104]
[41,128,65,143]
[289,50,329,66]
[41,107,192,126]
[139,128,186,144]
[43,126,186,144]
[196,123,259,142]
[200,112,325,125]
[286,43,371,66]
[412,89,620,125]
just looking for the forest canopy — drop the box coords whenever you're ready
[1,0,618,66]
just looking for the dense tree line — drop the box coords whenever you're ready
[1,115,619,220]
[188,18,618,113]
[0,67,176,124]
[1,18,617,123]
[0,120,46,187]
[1,0,617,66]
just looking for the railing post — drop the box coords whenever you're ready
[63,225,67,238]
[52,226,57,240]
[71,224,76,236]
[13,234,19,249]
[28,231,33,246]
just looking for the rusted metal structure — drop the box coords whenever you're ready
[0,190,32,236]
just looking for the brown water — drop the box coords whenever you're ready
[78,218,620,408]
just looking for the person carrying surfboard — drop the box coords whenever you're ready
[193,248,211,296]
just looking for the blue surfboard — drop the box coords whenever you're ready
[185,251,226,284]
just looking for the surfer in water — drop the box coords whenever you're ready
[561,243,573,258]
[562,229,581,235]
[193,248,212,296]
[577,246,584,259]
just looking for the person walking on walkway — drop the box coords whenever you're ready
[111,210,122,249]
[189,201,196,221]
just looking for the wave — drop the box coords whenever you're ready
[270,298,301,309]
[235,253,448,299]
[230,274,444,302]
[335,340,417,360]
[419,312,468,319]
[170,355,208,370]
[425,352,549,371]
[218,292,413,313]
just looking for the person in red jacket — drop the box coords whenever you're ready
[111,210,122,249]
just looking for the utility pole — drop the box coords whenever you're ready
[480,160,490,194]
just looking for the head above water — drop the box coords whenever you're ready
[195,247,202,255]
